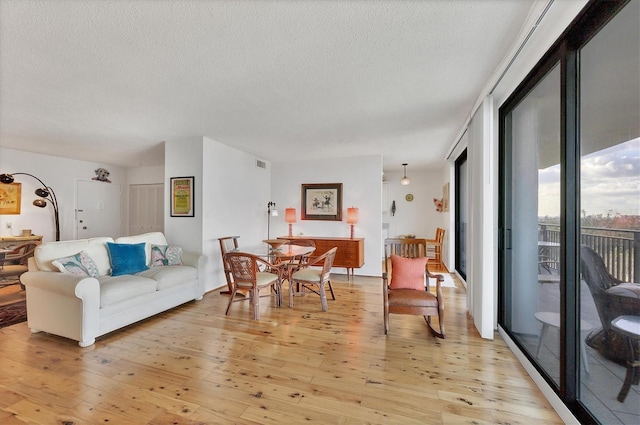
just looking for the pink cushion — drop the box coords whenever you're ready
[390,255,427,290]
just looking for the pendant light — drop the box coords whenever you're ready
[400,163,410,186]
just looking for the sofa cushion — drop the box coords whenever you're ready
[151,244,183,266]
[98,275,157,307]
[138,265,197,291]
[106,242,148,276]
[51,250,100,278]
[34,237,114,276]
[115,232,168,266]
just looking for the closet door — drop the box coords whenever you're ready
[129,184,164,236]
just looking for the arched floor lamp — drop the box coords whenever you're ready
[0,172,60,241]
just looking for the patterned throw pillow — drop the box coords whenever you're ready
[150,244,183,266]
[389,255,428,290]
[52,250,100,278]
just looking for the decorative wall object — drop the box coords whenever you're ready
[391,200,396,216]
[433,198,443,212]
[443,182,450,212]
[301,183,342,221]
[170,176,194,217]
[92,168,111,183]
[0,182,21,215]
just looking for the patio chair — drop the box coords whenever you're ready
[580,245,640,365]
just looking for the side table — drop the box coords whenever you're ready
[534,311,595,374]
[611,315,640,402]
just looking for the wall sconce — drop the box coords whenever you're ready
[346,207,359,238]
[391,200,396,216]
[0,172,60,241]
[267,201,278,239]
[400,163,410,186]
[284,208,297,237]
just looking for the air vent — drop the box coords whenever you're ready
[256,159,267,169]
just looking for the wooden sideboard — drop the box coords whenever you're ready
[278,236,364,281]
[0,235,43,249]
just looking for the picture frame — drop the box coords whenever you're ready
[0,182,22,215]
[170,176,194,217]
[443,182,450,212]
[301,183,342,221]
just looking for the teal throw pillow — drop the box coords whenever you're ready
[106,242,148,276]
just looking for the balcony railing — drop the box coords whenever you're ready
[539,224,638,282]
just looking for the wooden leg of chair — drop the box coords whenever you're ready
[253,289,260,320]
[225,288,236,315]
[425,316,446,339]
[320,283,328,312]
[289,280,295,308]
[327,280,335,300]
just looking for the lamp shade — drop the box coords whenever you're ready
[346,207,359,224]
[285,208,297,223]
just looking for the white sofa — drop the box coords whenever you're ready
[20,232,206,347]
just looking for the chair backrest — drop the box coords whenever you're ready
[218,236,240,285]
[3,242,38,266]
[219,236,240,255]
[385,237,427,261]
[320,247,337,282]
[580,245,622,294]
[435,228,445,244]
[224,252,258,287]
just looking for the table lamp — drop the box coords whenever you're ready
[347,207,359,238]
[285,208,297,237]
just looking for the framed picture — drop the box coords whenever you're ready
[170,176,194,217]
[443,182,450,212]
[0,182,21,215]
[301,183,342,221]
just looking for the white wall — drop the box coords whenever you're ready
[383,168,447,243]
[272,155,382,277]
[0,147,126,242]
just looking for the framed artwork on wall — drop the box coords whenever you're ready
[301,183,343,221]
[170,176,194,217]
[0,182,21,215]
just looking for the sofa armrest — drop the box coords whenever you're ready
[20,271,100,299]
[181,251,206,273]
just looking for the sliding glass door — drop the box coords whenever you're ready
[455,150,468,280]
[500,1,638,422]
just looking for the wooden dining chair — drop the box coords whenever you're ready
[383,238,445,338]
[218,236,240,295]
[289,247,337,312]
[223,251,282,320]
[0,242,38,288]
[426,228,445,268]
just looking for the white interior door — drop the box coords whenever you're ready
[76,180,122,239]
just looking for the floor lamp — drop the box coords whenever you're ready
[0,172,60,241]
[267,201,278,239]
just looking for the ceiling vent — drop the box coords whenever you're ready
[256,159,267,169]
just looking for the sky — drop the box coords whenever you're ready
[538,137,640,217]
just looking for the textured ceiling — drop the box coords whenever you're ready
[0,0,535,171]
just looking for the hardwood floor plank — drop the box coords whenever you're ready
[0,274,562,424]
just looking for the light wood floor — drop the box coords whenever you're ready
[0,274,562,424]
